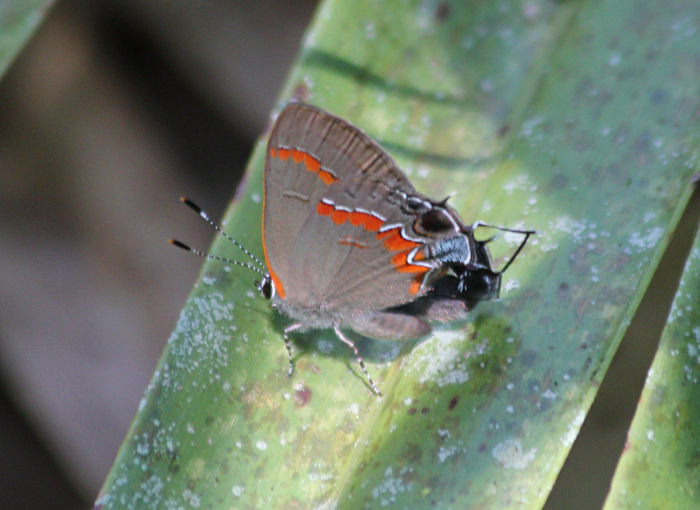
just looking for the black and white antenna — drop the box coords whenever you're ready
[170,197,265,276]
[472,221,535,275]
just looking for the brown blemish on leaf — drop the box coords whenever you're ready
[557,282,570,298]
[435,2,451,22]
[448,396,459,410]
[294,386,312,407]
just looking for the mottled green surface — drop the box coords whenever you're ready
[0,0,53,78]
[97,1,700,508]
[604,229,700,509]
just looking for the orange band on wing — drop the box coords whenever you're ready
[304,153,321,172]
[349,211,383,231]
[391,250,429,273]
[317,170,336,185]
[276,147,291,160]
[331,209,350,224]
[316,203,429,284]
[317,201,333,216]
[291,149,305,163]
[379,228,429,275]
[318,202,384,232]
[409,274,424,295]
[377,227,421,252]
[269,146,336,184]
[268,269,285,299]
[261,153,286,300]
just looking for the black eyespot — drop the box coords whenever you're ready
[415,208,456,235]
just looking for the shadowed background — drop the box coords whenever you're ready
[0,1,316,506]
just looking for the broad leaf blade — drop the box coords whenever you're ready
[97,1,700,509]
[603,226,700,509]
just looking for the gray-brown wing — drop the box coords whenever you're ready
[263,103,428,314]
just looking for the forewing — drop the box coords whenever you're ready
[263,103,427,313]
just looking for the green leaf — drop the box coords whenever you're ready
[97,1,700,508]
[0,0,53,78]
[604,227,700,508]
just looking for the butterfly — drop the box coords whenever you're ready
[173,103,533,395]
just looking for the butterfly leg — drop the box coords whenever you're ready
[333,326,382,396]
[283,323,302,376]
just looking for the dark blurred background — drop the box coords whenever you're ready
[0,1,697,509]
[0,1,317,507]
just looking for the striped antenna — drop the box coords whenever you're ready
[179,197,265,271]
[169,239,265,276]
[472,222,535,275]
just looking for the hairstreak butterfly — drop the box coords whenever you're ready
[172,103,533,395]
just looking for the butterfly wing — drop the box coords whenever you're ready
[263,103,431,316]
